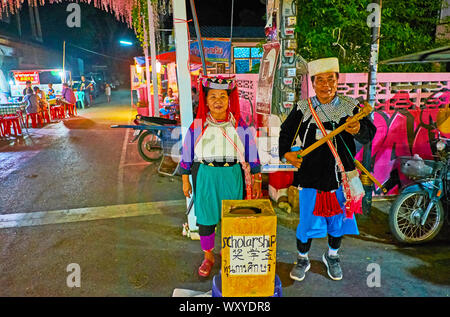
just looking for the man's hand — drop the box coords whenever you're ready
[252,173,262,199]
[345,116,361,135]
[284,151,303,169]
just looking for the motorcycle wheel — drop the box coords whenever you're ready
[389,191,445,244]
[137,131,163,162]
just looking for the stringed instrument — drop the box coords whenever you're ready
[297,102,388,193]
[299,102,373,157]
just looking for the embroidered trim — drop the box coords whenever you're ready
[297,95,358,123]
[200,75,236,90]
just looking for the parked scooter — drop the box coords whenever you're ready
[111,114,179,163]
[389,133,449,244]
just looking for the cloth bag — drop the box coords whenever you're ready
[345,169,365,200]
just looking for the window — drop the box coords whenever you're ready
[233,47,263,74]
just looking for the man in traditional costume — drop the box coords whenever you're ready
[279,57,376,281]
[180,75,262,277]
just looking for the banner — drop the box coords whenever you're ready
[256,42,280,115]
[190,38,231,63]
[13,71,39,84]
[130,66,140,90]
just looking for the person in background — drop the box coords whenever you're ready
[33,86,47,111]
[47,83,55,99]
[79,75,91,107]
[60,83,77,106]
[105,84,111,103]
[164,87,179,104]
[23,88,38,114]
[22,81,32,96]
[34,86,50,123]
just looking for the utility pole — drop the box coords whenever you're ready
[189,0,207,75]
[142,15,153,116]
[147,0,160,117]
[362,0,382,214]
[62,41,66,83]
[173,0,197,234]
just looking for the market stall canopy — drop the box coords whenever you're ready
[134,51,212,66]
[380,46,450,65]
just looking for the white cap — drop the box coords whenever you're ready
[308,57,339,77]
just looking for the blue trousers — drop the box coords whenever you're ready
[296,187,359,244]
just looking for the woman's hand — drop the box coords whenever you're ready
[252,173,262,199]
[182,175,192,198]
[345,116,361,135]
[284,151,303,169]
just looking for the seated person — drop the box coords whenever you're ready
[163,87,178,104]
[23,88,39,114]
[33,86,48,112]
[47,83,56,99]
[22,81,32,96]
[59,83,77,105]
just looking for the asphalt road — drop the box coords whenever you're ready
[0,90,448,297]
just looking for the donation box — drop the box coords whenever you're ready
[221,199,277,297]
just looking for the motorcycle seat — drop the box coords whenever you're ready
[137,115,177,125]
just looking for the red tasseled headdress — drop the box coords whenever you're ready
[195,75,240,130]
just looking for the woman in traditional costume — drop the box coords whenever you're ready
[180,75,262,277]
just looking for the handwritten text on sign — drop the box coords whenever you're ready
[222,235,276,276]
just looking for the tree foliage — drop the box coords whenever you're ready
[295,0,449,72]
[132,0,160,48]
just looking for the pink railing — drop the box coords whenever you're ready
[307,73,450,195]
[308,72,450,111]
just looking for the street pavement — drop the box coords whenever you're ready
[0,90,448,297]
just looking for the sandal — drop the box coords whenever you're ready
[198,259,214,277]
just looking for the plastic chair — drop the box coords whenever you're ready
[49,106,57,120]
[3,114,22,136]
[0,116,5,137]
[75,92,85,109]
[42,110,51,124]
[67,103,76,117]
[26,113,43,128]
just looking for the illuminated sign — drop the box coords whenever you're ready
[13,72,40,84]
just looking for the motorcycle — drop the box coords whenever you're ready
[389,133,450,244]
[111,115,181,174]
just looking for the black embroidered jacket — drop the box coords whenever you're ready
[278,95,377,191]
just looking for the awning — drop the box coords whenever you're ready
[380,46,450,65]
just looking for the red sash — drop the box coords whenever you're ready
[307,98,353,218]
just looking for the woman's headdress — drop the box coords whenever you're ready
[195,75,240,128]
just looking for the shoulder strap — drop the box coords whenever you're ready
[289,104,306,149]
[307,98,353,213]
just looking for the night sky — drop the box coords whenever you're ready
[13,0,266,55]
[0,0,266,75]
[187,0,266,26]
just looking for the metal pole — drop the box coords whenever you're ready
[62,41,66,83]
[173,0,197,233]
[142,15,153,115]
[189,0,207,75]
[147,0,160,116]
[362,0,382,214]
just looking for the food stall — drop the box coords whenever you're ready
[132,51,207,118]
[8,69,71,99]
[0,69,72,136]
